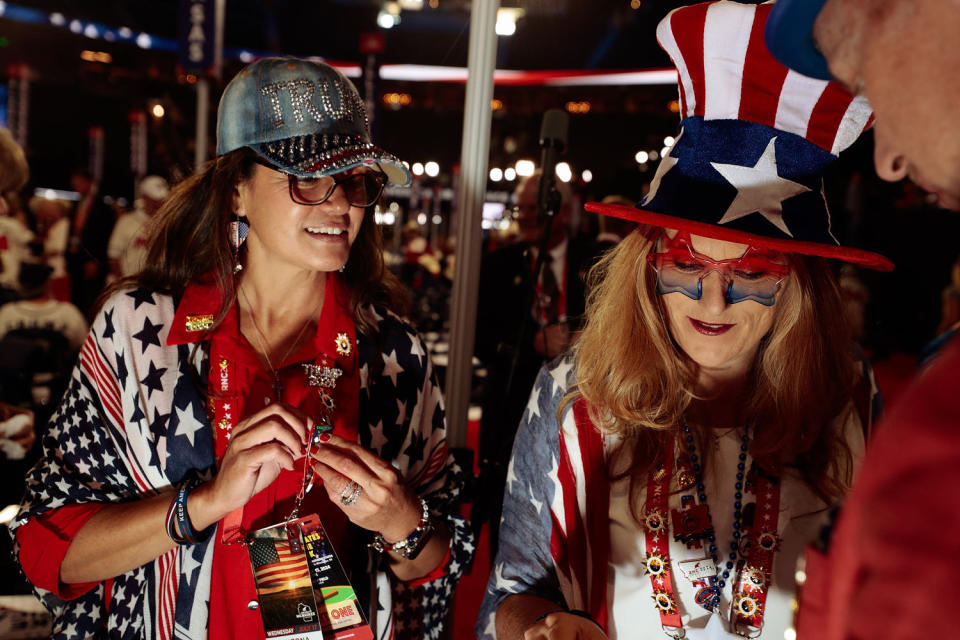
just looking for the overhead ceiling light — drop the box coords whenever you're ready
[377,10,397,29]
[398,0,423,9]
[496,8,524,37]
[555,162,573,183]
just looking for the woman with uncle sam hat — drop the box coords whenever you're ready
[479,2,890,639]
[12,57,473,640]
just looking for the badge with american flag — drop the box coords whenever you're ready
[247,522,324,639]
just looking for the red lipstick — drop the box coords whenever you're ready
[688,317,734,336]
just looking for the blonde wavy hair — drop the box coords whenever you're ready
[572,225,858,514]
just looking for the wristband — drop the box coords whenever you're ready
[533,609,566,625]
[531,609,602,629]
[369,497,435,560]
[569,609,603,630]
[165,481,214,545]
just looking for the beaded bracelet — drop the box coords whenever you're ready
[369,497,434,560]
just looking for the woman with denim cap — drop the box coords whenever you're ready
[478,2,891,639]
[13,57,472,640]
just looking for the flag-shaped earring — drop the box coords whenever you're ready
[230,216,249,273]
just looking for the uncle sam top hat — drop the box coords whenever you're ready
[585,0,893,271]
[217,57,411,187]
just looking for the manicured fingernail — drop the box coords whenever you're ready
[319,433,331,442]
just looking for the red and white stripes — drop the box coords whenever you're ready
[657,0,873,155]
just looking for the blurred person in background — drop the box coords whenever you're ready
[11,57,471,640]
[107,174,170,281]
[591,194,638,256]
[30,196,72,302]
[473,171,599,554]
[481,2,891,638]
[0,262,88,351]
[919,255,960,363]
[0,128,34,305]
[0,127,38,597]
[0,262,87,418]
[766,0,960,637]
[66,167,115,312]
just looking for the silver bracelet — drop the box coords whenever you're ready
[369,497,435,560]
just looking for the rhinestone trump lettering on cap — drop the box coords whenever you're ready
[318,75,366,125]
[286,79,324,124]
[259,82,288,130]
[217,57,411,185]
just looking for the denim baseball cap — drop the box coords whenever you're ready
[765,0,833,81]
[217,57,411,186]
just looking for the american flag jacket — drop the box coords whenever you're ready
[11,287,474,640]
[476,355,875,639]
[475,356,597,639]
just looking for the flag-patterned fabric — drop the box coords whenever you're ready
[659,1,872,155]
[584,0,892,272]
[11,287,474,640]
[476,354,871,639]
[249,536,311,593]
[475,356,583,639]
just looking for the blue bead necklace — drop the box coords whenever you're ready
[682,423,750,608]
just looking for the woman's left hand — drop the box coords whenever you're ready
[310,434,421,543]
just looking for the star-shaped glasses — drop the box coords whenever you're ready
[648,231,791,306]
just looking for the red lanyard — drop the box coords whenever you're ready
[645,437,781,637]
[731,471,781,636]
[644,443,684,631]
[529,249,568,323]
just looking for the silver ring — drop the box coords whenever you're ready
[339,481,362,506]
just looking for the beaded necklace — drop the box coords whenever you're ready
[644,425,781,638]
[681,423,750,607]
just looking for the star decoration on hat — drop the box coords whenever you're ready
[643,130,682,205]
[711,136,811,237]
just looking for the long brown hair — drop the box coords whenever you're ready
[98,147,409,337]
[573,226,858,517]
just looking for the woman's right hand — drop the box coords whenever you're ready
[198,402,310,523]
[522,612,609,640]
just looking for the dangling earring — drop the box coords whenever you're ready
[230,215,249,273]
[338,263,346,274]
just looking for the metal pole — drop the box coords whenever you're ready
[444,0,499,449]
[213,0,225,78]
[194,77,209,172]
[194,0,225,173]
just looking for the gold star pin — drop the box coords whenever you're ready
[335,332,351,357]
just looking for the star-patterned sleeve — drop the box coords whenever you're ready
[10,288,215,640]
[357,306,475,640]
[476,357,574,640]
